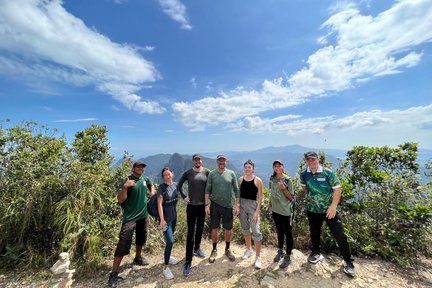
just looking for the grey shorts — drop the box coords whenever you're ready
[239,198,262,241]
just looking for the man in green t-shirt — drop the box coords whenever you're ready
[108,161,155,287]
[205,155,240,263]
[300,151,355,277]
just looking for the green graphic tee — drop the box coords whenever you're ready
[300,166,341,213]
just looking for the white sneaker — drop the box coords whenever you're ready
[163,267,174,279]
[169,256,179,265]
[254,257,262,269]
[241,249,253,260]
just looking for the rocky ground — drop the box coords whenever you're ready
[1,240,431,288]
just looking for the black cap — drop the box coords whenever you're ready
[304,151,319,159]
[272,160,284,166]
[133,161,147,168]
[192,153,201,160]
[216,154,227,160]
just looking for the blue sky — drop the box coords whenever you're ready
[1,0,431,159]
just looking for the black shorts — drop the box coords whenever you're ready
[210,201,234,230]
[114,217,148,257]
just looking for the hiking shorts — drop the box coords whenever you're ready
[114,217,148,257]
[210,201,234,230]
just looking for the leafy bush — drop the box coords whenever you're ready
[1,120,430,273]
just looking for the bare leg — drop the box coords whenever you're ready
[254,240,262,257]
[224,229,232,243]
[244,234,252,250]
[135,245,142,257]
[112,256,123,272]
[211,228,218,245]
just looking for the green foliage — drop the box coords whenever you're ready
[1,119,430,273]
[342,143,432,264]
[0,121,70,268]
[71,125,111,164]
[0,121,129,273]
[55,125,123,274]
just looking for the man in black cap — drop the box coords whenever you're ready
[108,161,155,287]
[300,151,355,277]
[177,153,210,276]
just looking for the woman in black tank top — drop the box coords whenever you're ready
[238,160,263,269]
[240,176,258,200]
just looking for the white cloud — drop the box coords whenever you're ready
[173,0,432,129]
[0,0,164,114]
[228,105,432,136]
[158,0,192,30]
[53,118,97,123]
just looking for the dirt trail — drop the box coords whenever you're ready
[1,240,431,288]
[77,241,431,288]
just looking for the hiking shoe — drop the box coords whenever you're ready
[343,260,356,277]
[209,249,217,263]
[308,252,324,264]
[163,267,174,279]
[254,257,262,269]
[183,262,191,277]
[193,248,206,258]
[107,271,123,288]
[273,249,285,262]
[279,255,291,269]
[169,256,179,265]
[133,256,149,266]
[242,249,254,260]
[225,249,236,262]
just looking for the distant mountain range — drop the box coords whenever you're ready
[115,145,431,186]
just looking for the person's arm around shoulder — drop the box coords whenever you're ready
[253,176,263,222]
[118,177,135,204]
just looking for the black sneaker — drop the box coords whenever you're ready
[279,255,291,269]
[343,260,355,277]
[133,256,149,266]
[225,249,236,262]
[308,252,324,264]
[209,249,217,263]
[273,249,285,262]
[107,271,123,288]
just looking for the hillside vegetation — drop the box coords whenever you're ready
[0,121,431,280]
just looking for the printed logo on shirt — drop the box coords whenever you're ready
[317,178,326,182]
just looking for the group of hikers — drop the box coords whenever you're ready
[108,151,356,287]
